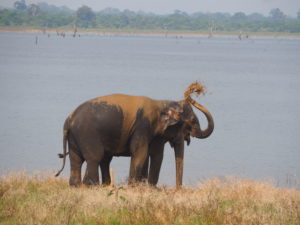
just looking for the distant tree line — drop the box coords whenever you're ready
[1,1,300,33]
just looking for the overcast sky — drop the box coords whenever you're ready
[1,0,300,16]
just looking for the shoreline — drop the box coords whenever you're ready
[1,27,300,39]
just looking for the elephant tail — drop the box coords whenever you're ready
[55,117,70,177]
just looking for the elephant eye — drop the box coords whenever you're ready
[191,118,197,124]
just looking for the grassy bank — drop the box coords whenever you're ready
[0,172,299,225]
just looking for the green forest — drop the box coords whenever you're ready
[1,0,300,33]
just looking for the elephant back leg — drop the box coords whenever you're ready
[129,135,149,184]
[83,160,100,186]
[141,157,149,182]
[81,138,105,186]
[69,146,84,187]
[100,155,113,186]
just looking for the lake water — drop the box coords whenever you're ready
[0,32,299,187]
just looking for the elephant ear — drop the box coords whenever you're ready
[161,104,183,131]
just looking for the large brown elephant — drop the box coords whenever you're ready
[56,82,214,188]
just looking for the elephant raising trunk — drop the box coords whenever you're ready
[184,82,214,139]
[170,82,214,188]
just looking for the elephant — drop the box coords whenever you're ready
[56,82,214,188]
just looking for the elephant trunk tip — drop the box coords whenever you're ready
[184,82,206,102]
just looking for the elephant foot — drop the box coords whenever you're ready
[101,182,111,187]
[69,178,81,187]
[83,178,100,186]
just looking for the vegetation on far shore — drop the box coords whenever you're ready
[1,1,300,36]
[0,172,299,225]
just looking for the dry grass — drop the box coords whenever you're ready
[1,172,299,225]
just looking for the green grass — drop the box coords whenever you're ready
[1,172,299,225]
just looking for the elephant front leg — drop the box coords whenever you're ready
[174,137,185,189]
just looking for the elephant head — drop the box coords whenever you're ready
[173,82,214,187]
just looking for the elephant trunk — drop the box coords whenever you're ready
[186,96,214,139]
[174,139,184,188]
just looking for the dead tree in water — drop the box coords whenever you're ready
[72,15,78,38]
[73,27,77,38]
[208,17,215,38]
[238,31,242,40]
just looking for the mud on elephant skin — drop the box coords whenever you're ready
[56,82,214,188]
[101,94,214,188]
[98,121,192,187]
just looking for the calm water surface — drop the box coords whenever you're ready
[0,32,299,187]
